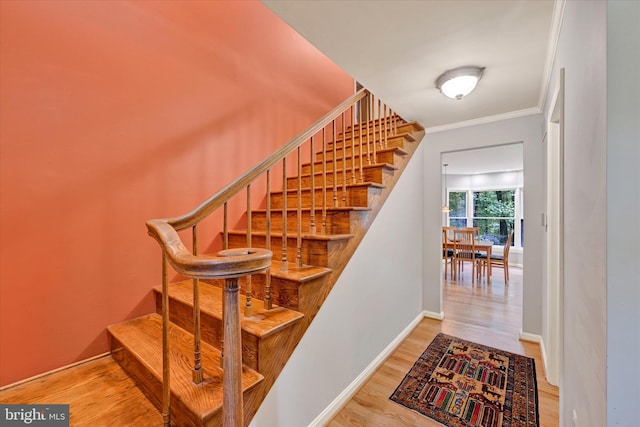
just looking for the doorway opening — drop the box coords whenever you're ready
[441,143,525,333]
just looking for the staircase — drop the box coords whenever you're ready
[106,90,424,426]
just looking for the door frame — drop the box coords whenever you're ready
[545,68,565,387]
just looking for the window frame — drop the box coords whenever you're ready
[446,186,524,249]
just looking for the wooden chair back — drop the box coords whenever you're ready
[503,231,514,264]
[464,227,481,241]
[453,228,477,282]
[454,229,476,260]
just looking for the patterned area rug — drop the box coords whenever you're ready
[390,333,539,427]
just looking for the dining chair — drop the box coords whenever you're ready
[477,231,513,284]
[454,228,477,282]
[464,226,481,241]
[442,228,455,279]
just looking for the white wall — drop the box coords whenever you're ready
[446,170,523,190]
[606,2,640,426]
[543,1,607,425]
[423,114,544,335]
[250,144,425,427]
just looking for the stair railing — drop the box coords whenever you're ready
[146,87,400,426]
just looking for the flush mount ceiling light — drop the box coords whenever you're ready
[436,66,485,100]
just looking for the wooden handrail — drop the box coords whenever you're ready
[147,219,271,279]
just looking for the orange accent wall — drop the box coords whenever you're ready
[0,0,352,386]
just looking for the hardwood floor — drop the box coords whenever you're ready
[328,266,559,426]
[0,266,558,426]
[0,356,162,426]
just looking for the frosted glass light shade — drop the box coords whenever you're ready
[436,66,484,100]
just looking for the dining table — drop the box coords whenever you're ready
[443,239,493,284]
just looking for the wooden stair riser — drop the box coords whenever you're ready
[321,133,412,159]
[300,149,404,175]
[202,276,297,312]
[286,164,395,189]
[251,209,365,235]
[270,184,382,209]
[227,232,351,268]
[152,291,260,370]
[240,274,301,311]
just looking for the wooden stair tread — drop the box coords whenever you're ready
[107,313,263,420]
[298,162,399,174]
[154,280,304,339]
[227,229,354,242]
[271,181,384,195]
[307,146,408,164]
[290,163,398,180]
[252,206,370,213]
[344,120,423,132]
[204,261,331,286]
[328,130,416,146]
[268,260,332,283]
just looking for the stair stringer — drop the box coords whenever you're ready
[248,128,426,426]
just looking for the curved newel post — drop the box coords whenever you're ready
[222,276,242,427]
[215,248,272,427]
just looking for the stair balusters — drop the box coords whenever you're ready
[384,104,389,149]
[161,253,171,427]
[296,147,303,267]
[378,99,383,151]
[322,127,327,234]
[265,170,272,310]
[366,96,372,165]
[309,136,316,234]
[192,225,203,384]
[245,185,253,317]
[281,157,288,271]
[351,106,357,184]
[341,112,347,205]
[359,99,364,182]
[332,121,338,207]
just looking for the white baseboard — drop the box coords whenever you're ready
[423,310,445,321]
[539,337,550,381]
[519,330,542,343]
[308,311,425,427]
[519,330,555,384]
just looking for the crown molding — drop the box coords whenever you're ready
[425,107,541,134]
[538,0,566,111]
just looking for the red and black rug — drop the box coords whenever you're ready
[390,333,539,427]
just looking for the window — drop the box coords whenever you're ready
[448,191,467,228]
[447,188,523,248]
[472,190,515,245]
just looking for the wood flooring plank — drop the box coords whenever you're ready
[327,267,559,426]
[0,356,161,426]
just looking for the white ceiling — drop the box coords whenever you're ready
[262,0,557,130]
[262,0,558,173]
